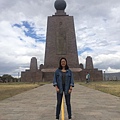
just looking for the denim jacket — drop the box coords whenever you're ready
[53,68,74,95]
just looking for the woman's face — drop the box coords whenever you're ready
[61,59,66,68]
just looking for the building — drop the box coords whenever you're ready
[79,56,103,81]
[21,0,103,82]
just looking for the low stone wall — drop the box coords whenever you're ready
[21,69,103,82]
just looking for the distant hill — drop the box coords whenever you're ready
[105,72,120,80]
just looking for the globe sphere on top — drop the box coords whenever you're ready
[54,0,66,10]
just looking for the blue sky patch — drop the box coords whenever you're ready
[13,21,46,42]
[78,47,93,55]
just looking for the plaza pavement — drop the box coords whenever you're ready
[0,83,120,120]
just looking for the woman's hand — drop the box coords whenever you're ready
[68,89,72,93]
[55,86,59,92]
[68,86,72,93]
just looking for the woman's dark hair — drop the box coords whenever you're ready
[58,57,69,70]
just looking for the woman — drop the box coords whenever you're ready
[53,57,74,120]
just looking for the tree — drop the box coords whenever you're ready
[2,74,14,82]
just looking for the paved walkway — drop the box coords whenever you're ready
[0,83,120,120]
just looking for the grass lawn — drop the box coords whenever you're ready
[78,81,120,97]
[0,82,49,101]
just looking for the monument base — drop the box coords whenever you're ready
[41,68,82,81]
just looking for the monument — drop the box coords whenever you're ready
[21,57,42,82]
[79,56,103,81]
[85,56,94,69]
[21,0,103,82]
[42,0,81,81]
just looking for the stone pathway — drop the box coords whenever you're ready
[0,83,120,120]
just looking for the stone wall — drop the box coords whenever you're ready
[79,69,103,82]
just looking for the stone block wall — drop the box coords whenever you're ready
[21,70,42,82]
[79,69,103,82]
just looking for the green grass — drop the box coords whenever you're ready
[0,82,50,101]
[78,81,120,97]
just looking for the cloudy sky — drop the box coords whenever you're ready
[0,0,120,77]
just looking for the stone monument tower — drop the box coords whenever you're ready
[79,56,103,81]
[21,57,42,82]
[21,0,103,82]
[44,0,79,69]
[30,57,38,72]
[85,56,94,69]
[42,0,81,80]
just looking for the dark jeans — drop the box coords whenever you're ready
[56,91,71,119]
[86,78,89,83]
